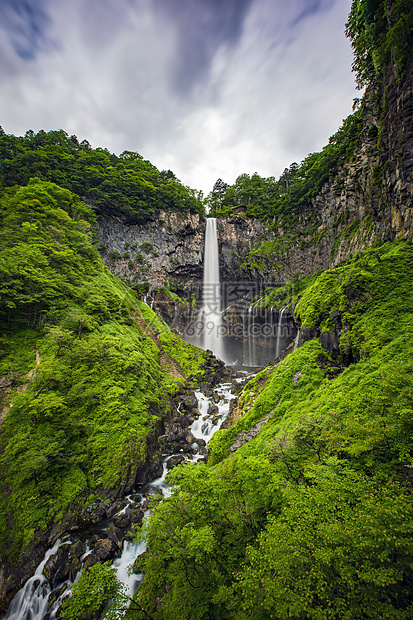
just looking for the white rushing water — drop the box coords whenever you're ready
[112,539,146,600]
[200,218,225,361]
[1,382,236,620]
[2,539,69,620]
[113,381,236,613]
[192,383,233,443]
[276,307,285,359]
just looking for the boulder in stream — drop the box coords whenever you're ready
[208,404,219,416]
[94,538,117,561]
[48,583,67,609]
[184,430,197,444]
[43,543,71,584]
[106,499,127,518]
[82,553,99,571]
[107,526,125,548]
[70,557,81,580]
[113,515,131,529]
[166,454,185,470]
[70,540,85,559]
[181,393,198,411]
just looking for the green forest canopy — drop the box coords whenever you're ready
[0,128,205,220]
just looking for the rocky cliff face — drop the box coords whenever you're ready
[308,64,412,265]
[378,65,413,239]
[97,66,412,345]
[98,211,206,296]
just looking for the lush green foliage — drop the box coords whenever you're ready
[136,240,413,619]
[257,270,323,311]
[0,180,208,563]
[346,0,413,87]
[137,458,282,620]
[0,129,205,219]
[208,340,327,465]
[61,562,123,620]
[0,178,100,327]
[240,472,413,619]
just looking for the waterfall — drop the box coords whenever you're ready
[200,218,224,361]
[1,539,68,620]
[275,308,285,359]
[244,305,258,367]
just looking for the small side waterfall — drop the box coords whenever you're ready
[240,304,292,367]
[2,540,69,620]
[244,305,258,367]
[276,308,285,358]
[199,218,224,361]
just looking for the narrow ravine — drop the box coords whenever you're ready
[1,379,241,620]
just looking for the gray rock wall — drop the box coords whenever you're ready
[97,66,412,302]
[98,210,206,296]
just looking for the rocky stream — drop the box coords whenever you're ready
[1,377,247,620]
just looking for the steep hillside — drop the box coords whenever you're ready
[0,179,213,609]
[135,239,413,620]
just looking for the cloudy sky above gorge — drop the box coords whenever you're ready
[0,0,359,196]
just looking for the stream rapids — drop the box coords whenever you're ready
[1,379,243,620]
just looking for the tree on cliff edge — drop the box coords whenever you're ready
[206,178,230,215]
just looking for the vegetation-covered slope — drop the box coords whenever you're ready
[0,179,209,588]
[135,239,413,619]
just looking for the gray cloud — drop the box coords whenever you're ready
[153,0,254,96]
[2,0,53,60]
[0,0,359,196]
[291,0,335,26]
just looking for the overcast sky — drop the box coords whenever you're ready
[0,0,359,196]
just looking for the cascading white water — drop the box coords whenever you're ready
[1,539,68,620]
[244,305,258,367]
[275,307,285,358]
[1,381,238,620]
[200,218,224,361]
[112,538,146,600]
